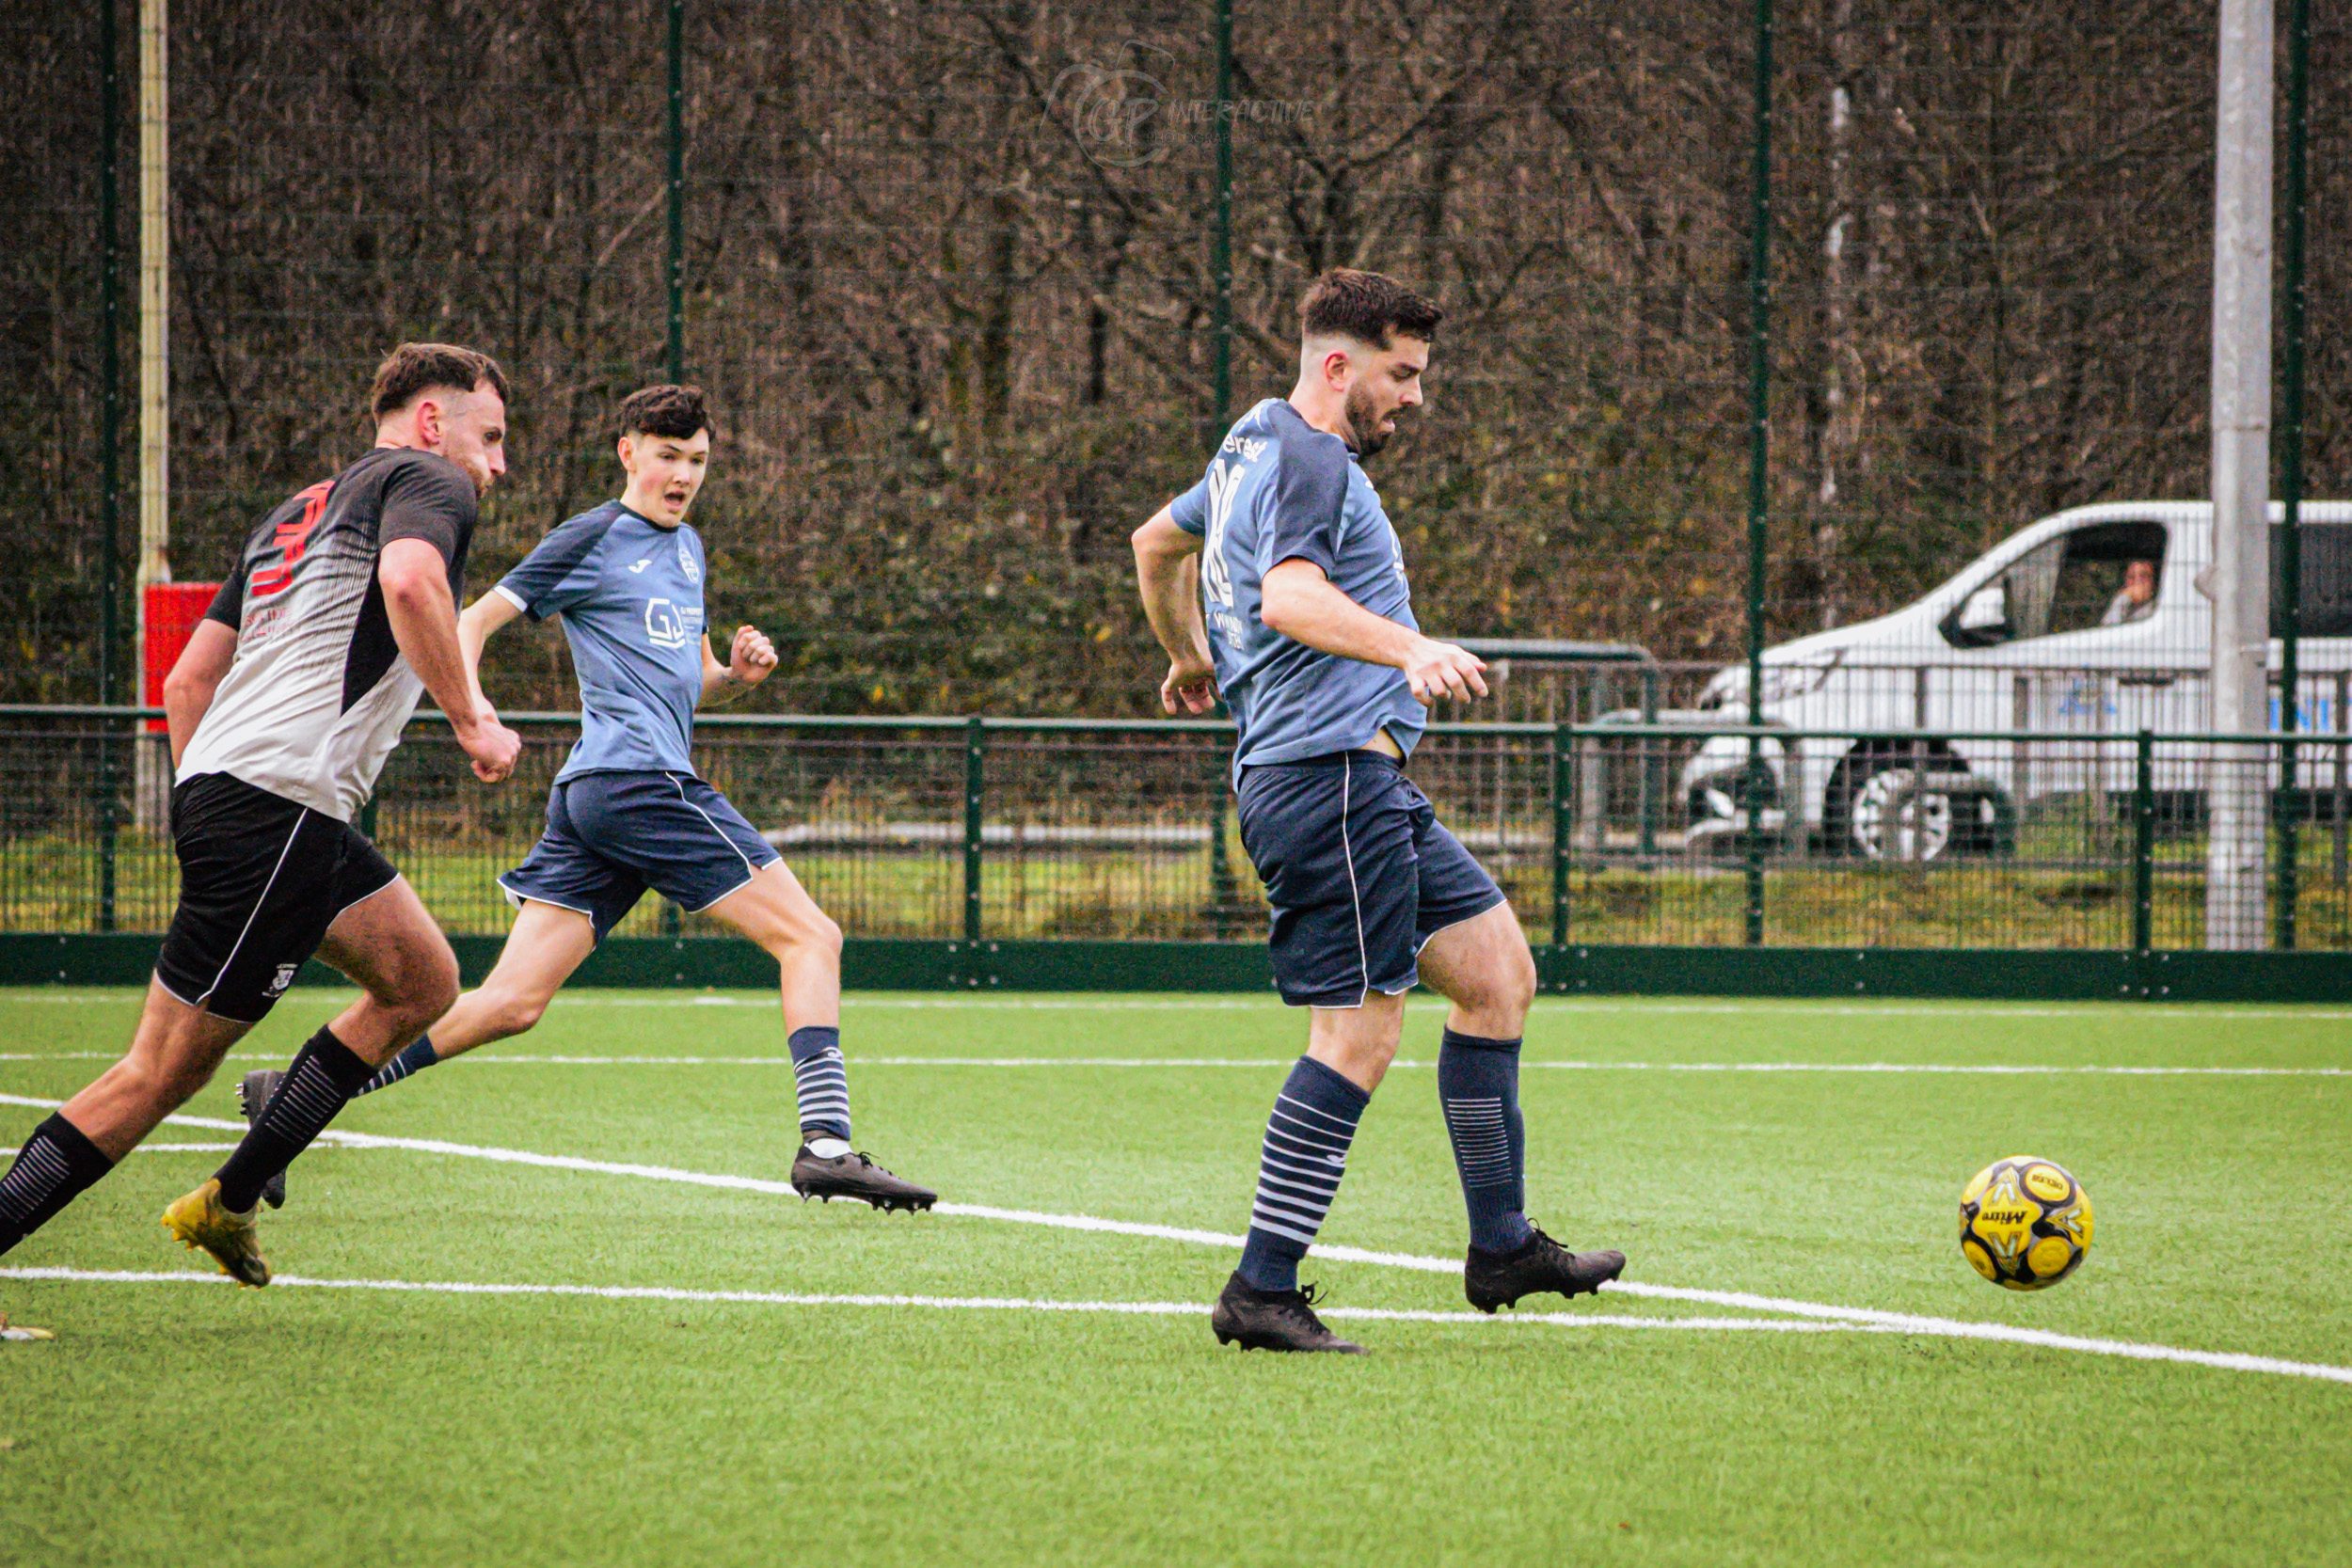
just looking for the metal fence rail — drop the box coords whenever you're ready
[3,708,2345,955]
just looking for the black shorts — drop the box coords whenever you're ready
[154,772,401,1024]
[1236,750,1506,1008]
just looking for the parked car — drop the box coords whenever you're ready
[1679,501,2352,860]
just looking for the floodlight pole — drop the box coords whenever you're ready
[2204,0,2272,950]
[665,0,685,383]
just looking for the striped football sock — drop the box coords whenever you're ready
[0,1113,115,1256]
[1438,1027,1534,1253]
[788,1025,851,1144]
[1235,1055,1370,1293]
[353,1035,440,1096]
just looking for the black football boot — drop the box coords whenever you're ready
[237,1069,288,1211]
[1209,1271,1364,1354]
[789,1146,937,1212]
[1464,1223,1626,1313]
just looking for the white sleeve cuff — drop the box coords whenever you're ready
[490,583,530,612]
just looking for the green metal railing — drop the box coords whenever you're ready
[4,707,2347,957]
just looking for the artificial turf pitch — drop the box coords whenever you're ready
[1,988,2346,1565]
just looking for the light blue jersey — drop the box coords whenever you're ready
[492,500,707,782]
[1169,398,1424,777]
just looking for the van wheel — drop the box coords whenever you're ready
[1824,746,2003,863]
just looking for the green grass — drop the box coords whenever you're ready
[2,989,2348,1565]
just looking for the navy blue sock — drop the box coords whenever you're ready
[353,1035,440,1097]
[788,1025,850,1143]
[0,1114,115,1256]
[1236,1055,1371,1294]
[1438,1028,1534,1253]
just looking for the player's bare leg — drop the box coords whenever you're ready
[174,878,458,1283]
[243,897,596,1209]
[707,860,935,1212]
[1,981,252,1291]
[61,982,252,1159]
[1418,903,1624,1311]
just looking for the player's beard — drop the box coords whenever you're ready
[1344,383,1402,457]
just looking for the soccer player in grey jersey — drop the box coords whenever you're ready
[0,343,524,1293]
[1134,270,1626,1353]
[242,384,934,1212]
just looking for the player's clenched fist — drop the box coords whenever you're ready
[1161,657,1218,715]
[730,625,778,686]
[1401,636,1488,706]
[456,702,522,783]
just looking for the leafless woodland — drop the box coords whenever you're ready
[6,1,2346,710]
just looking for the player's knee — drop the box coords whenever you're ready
[755,904,840,964]
[378,943,459,1028]
[483,985,549,1038]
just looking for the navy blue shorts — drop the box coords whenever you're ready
[1235,751,1506,1008]
[500,770,782,942]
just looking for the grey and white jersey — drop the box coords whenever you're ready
[178,446,477,820]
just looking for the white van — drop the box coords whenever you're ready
[1678,501,2352,860]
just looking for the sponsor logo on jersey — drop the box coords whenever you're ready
[644,598,690,649]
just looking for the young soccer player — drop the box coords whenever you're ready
[241,384,935,1212]
[1132,270,1626,1353]
[0,342,524,1291]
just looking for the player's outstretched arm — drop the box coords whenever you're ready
[381,539,521,782]
[702,625,777,706]
[1132,506,1217,715]
[162,619,238,769]
[1260,557,1488,706]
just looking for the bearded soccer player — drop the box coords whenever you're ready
[0,343,524,1292]
[1132,270,1626,1353]
[239,384,935,1213]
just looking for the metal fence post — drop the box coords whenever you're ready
[1550,721,1571,950]
[97,0,123,933]
[1741,0,1775,947]
[1208,773,1236,940]
[1209,0,1233,431]
[664,0,685,381]
[963,717,986,944]
[2275,0,2312,953]
[2132,729,2155,957]
[1637,667,1660,867]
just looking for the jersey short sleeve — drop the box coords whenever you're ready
[1168,475,1213,537]
[494,510,617,622]
[202,564,246,629]
[1263,433,1351,578]
[376,455,480,565]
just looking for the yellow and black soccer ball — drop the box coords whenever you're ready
[1958,1156,2092,1291]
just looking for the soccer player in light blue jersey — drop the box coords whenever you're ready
[242,385,934,1212]
[1134,270,1624,1352]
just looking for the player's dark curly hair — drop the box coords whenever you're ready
[368,342,509,420]
[1298,269,1442,348]
[617,384,714,442]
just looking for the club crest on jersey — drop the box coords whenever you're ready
[644,598,690,649]
[677,535,699,583]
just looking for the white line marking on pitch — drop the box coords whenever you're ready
[13,990,2352,1022]
[4,1053,2343,1077]
[3,1090,2344,1386]
[0,1143,251,1156]
[0,1266,1861,1335]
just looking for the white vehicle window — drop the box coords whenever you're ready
[1943,521,2167,648]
